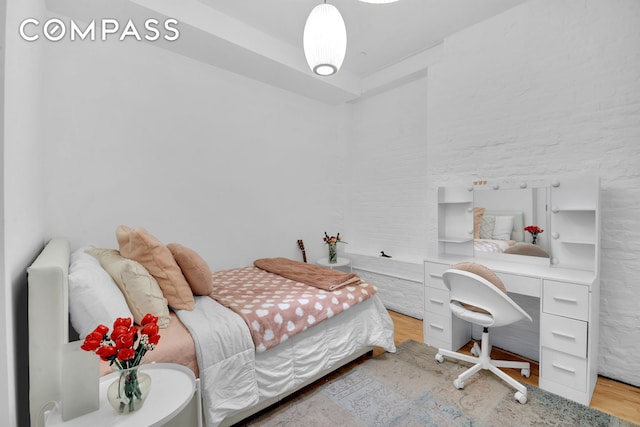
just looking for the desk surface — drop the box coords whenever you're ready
[426,254,596,288]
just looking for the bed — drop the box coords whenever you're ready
[27,237,396,427]
[473,209,525,254]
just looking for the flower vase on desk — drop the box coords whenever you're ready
[328,242,337,264]
[107,366,152,414]
[323,231,346,265]
[524,225,544,246]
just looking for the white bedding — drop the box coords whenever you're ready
[474,238,515,253]
[177,294,395,427]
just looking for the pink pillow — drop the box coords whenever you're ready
[116,225,194,310]
[167,243,213,296]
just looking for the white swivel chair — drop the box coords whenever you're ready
[434,262,533,404]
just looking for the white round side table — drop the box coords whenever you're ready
[44,363,197,427]
[316,257,352,272]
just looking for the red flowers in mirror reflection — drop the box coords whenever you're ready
[524,225,544,245]
[81,313,161,370]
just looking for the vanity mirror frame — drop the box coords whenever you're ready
[472,180,551,265]
[436,176,600,272]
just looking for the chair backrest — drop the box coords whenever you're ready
[442,268,532,328]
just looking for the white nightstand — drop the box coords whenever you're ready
[316,257,352,272]
[44,363,198,427]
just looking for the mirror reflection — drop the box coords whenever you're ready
[473,187,550,259]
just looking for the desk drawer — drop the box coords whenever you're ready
[425,263,449,291]
[541,348,587,392]
[495,272,540,297]
[425,287,450,317]
[423,312,451,344]
[543,280,589,321]
[541,313,587,358]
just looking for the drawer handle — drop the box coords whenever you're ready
[552,363,576,374]
[553,296,578,304]
[551,331,576,341]
[429,323,444,331]
[429,298,444,305]
[429,273,443,279]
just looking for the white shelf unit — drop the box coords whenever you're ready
[437,186,473,257]
[549,177,600,271]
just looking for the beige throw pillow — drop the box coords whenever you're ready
[473,207,485,239]
[86,248,170,328]
[452,262,507,314]
[116,226,194,310]
[167,243,214,296]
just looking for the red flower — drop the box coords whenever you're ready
[524,225,543,234]
[111,325,129,342]
[141,314,158,326]
[94,324,109,336]
[81,337,101,352]
[141,322,159,338]
[117,348,136,361]
[113,317,132,329]
[96,345,117,361]
[115,333,135,349]
[148,334,161,345]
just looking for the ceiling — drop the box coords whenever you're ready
[48,0,527,104]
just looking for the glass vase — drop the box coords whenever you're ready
[107,365,152,414]
[328,242,337,264]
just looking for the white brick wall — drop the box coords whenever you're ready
[345,76,429,264]
[427,0,640,386]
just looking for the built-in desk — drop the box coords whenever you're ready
[424,254,600,406]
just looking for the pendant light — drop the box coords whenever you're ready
[303,2,347,76]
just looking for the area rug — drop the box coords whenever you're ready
[243,340,637,427]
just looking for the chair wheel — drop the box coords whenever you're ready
[515,391,528,404]
[470,342,481,357]
[521,368,530,378]
[453,378,465,389]
[435,354,444,363]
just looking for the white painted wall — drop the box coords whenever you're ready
[3,0,48,426]
[345,75,429,263]
[41,30,347,271]
[427,0,640,386]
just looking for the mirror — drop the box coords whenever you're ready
[473,186,550,259]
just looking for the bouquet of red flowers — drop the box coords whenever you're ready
[81,314,161,413]
[81,313,161,370]
[524,225,544,245]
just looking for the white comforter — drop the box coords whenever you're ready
[177,294,396,427]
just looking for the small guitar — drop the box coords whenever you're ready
[297,240,307,263]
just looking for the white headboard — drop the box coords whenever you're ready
[27,238,70,425]
[484,210,525,242]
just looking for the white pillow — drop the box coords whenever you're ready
[69,246,133,339]
[492,216,514,240]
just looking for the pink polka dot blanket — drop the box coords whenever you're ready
[211,266,378,352]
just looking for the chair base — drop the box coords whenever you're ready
[435,330,530,404]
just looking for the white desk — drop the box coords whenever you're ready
[424,254,599,406]
[316,257,352,272]
[45,363,198,427]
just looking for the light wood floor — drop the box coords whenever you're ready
[386,310,640,425]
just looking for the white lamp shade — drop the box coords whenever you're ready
[303,3,347,76]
